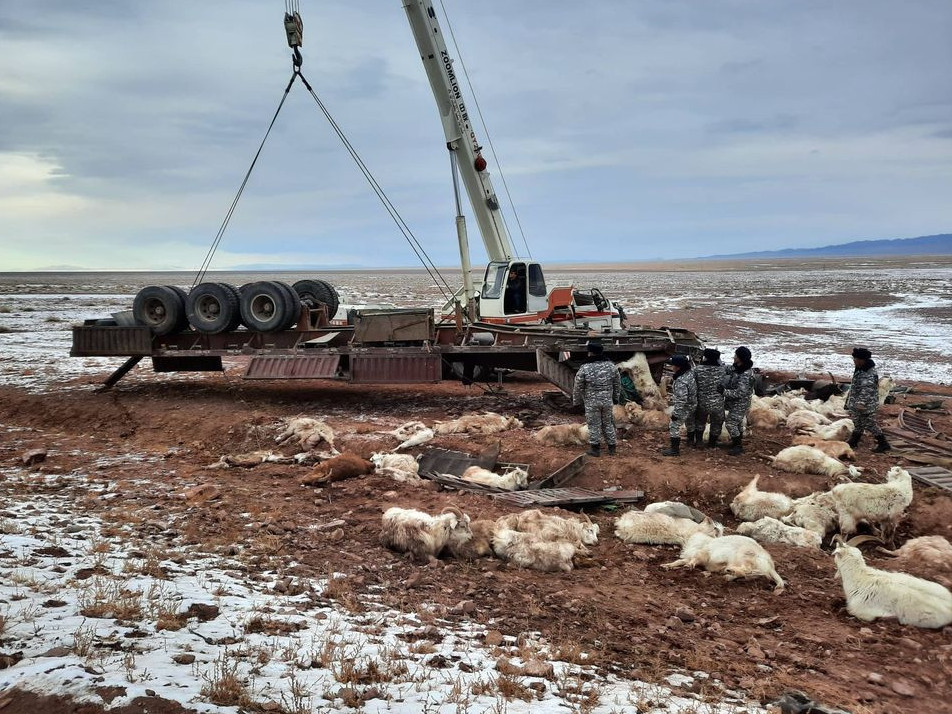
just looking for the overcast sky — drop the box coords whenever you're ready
[1,1,950,271]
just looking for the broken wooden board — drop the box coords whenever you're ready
[417,445,503,478]
[527,454,586,490]
[898,409,939,437]
[906,466,952,495]
[493,487,643,509]
[422,472,508,494]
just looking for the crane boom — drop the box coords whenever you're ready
[401,0,514,263]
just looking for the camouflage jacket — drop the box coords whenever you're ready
[847,364,880,413]
[573,359,622,407]
[671,370,698,420]
[694,363,726,409]
[722,366,754,410]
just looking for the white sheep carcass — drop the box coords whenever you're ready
[276,417,336,451]
[878,535,952,571]
[785,409,831,431]
[370,452,422,483]
[737,516,822,549]
[615,352,663,402]
[730,475,794,522]
[878,377,895,406]
[380,506,472,562]
[790,436,856,461]
[434,412,523,435]
[495,509,599,547]
[833,538,952,628]
[396,428,435,451]
[769,445,862,479]
[806,418,855,442]
[814,394,847,418]
[614,510,722,546]
[747,404,786,430]
[643,501,713,525]
[460,465,528,491]
[491,528,580,572]
[781,490,838,537]
[830,466,913,541]
[662,533,785,593]
[534,423,589,447]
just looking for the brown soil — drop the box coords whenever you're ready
[2,370,952,713]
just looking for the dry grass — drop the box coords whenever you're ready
[200,653,256,708]
[245,615,307,636]
[77,577,143,620]
[321,573,362,613]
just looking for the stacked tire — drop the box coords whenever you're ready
[132,285,189,336]
[292,279,339,320]
[184,282,242,334]
[239,281,301,332]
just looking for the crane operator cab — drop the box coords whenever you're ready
[479,261,549,318]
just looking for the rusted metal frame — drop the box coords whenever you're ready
[95,356,143,392]
[493,487,644,508]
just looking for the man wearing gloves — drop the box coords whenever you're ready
[572,341,621,457]
[847,347,891,452]
[692,348,726,449]
[662,354,697,456]
[718,346,755,456]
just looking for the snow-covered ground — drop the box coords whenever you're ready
[0,465,762,713]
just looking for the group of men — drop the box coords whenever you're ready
[572,342,891,458]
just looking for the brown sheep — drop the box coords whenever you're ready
[300,453,373,486]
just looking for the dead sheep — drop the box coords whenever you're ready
[434,412,523,435]
[380,506,472,562]
[785,409,831,431]
[534,423,589,447]
[624,401,670,429]
[643,501,713,525]
[614,510,721,546]
[492,528,580,572]
[730,475,794,522]
[615,352,664,402]
[781,491,839,537]
[790,437,856,461]
[662,533,785,593]
[276,417,336,451]
[370,452,422,483]
[878,377,895,406]
[805,418,855,442]
[460,465,528,491]
[747,404,786,430]
[300,453,374,486]
[448,518,497,559]
[769,445,862,480]
[495,509,599,547]
[830,465,913,541]
[878,535,952,571]
[834,537,952,628]
[737,516,822,549]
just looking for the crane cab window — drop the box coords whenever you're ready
[527,264,547,297]
[504,263,527,314]
[481,263,509,299]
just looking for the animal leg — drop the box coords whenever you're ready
[662,558,691,570]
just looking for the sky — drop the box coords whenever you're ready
[0,1,950,271]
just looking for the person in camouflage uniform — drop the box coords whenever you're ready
[692,347,726,449]
[718,346,754,455]
[846,347,891,452]
[572,342,621,457]
[662,355,698,456]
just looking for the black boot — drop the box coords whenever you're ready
[727,436,743,455]
[707,433,719,449]
[607,443,617,456]
[847,431,861,448]
[586,444,601,458]
[691,430,705,449]
[873,435,892,453]
[661,437,681,456]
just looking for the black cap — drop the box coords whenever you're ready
[701,348,721,364]
[852,347,872,360]
[586,341,604,355]
[735,346,752,361]
[668,355,690,369]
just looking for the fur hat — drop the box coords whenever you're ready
[668,354,690,369]
[735,346,752,362]
[586,341,604,355]
[852,347,872,360]
[701,348,721,364]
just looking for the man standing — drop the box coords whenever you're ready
[662,354,698,456]
[719,346,754,456]
[572,342,621,457]
[847,347,891,452]
[692,348,726,449]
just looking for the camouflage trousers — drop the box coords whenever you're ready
[669,411,696,439]
[724,402,748,439]
[850,409,883,438]
[585,404,617,446]
[694,405,724,438]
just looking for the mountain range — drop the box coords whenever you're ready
[701,233,951,260]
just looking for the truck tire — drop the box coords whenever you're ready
[292,279,340,319]
[273,281,302,330]
[239,280,293,332]
[186,282,240,334]
[133,285,187,336]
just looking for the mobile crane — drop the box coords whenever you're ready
[402,0,623,330]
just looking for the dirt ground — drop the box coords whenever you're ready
[2,367,952,713]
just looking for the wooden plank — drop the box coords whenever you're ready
[493,487,644,508]
[528,454,586,490]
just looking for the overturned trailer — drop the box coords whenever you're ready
[71,303,702,394]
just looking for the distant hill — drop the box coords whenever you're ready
[700,233,952,260]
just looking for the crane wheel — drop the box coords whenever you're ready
[133,285,187,336]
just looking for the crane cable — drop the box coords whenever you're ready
[195,6,457,304]
[438,0,533,261]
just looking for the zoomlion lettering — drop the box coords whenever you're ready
[440,51,480,154]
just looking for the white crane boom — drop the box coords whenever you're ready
[401,0,514,264]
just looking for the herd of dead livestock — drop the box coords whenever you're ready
[220,354,951,630]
